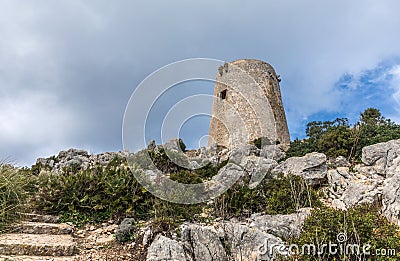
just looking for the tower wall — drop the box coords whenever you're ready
[208,59,290,149]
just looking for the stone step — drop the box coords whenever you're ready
[0,255,74,260]
[0,234,76,256]
[11,222,73,235]
[18,213,60,224]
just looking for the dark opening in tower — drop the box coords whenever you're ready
[220,89,227,100]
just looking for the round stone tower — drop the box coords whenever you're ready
[208,59,290,150]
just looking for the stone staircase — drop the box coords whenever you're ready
[0,213,77,261]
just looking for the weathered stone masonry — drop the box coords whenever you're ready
[208,59,290,149]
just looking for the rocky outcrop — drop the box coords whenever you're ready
[326,139,400,227]
[146,235,189,261]
[248,208,312,240]
[272,152,327,186]
[382,172,400,226]
[115,218,136,243]
[220,222,284,261]
[36,148,129,173]
[361,139,400,178]
[181,224,227,261]
[144,208,312,261]
[145,219,288,261]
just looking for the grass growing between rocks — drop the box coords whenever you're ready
[213,173,321,219]
[278,204,400,261]
[30,148,321,230]
[33,158,154,226]
[0,163,36,230]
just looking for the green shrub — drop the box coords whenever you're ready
[286,108,400,162]
[194,160,228,180]
[170,160,228,184]
[33,157,154,223]
[284,204,400,261]
[151,199,205,229]
[214,174,321,218]
[0,164,36,230]
[147,148,186,174]
[170,170,202,184]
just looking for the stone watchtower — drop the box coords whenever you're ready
[208,59,290,150]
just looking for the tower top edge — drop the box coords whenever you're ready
[229,59,274,68]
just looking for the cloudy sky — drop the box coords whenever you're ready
[1,0,400,166]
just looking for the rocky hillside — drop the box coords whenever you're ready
[25,138,400,260]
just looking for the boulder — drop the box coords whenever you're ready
[220,222,285,261]
[338,180,382,208]
[180,224,227,261]
[229,145,260,166]
[241,155,278,188]
[332,156,351,167]
[327,167,353,196]
[382,172,400,226]
[146,235,189,261]
[115,218,136,243]
[211,163,244,191]
[361,139,400,178]
[249,208,312,240]
[272,152,327,186]
[260,145,286,161]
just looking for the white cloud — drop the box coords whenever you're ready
[387,65,400,121]
[0,90,79,165]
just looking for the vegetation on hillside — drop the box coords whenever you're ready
[285,108,400,161]
[32,153,318,227]
[1,106,399,260]
[278,204,400,261]
[0,163,35,230]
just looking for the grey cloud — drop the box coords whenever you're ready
[1,0,400,165]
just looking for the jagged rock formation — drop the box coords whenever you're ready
[271,152,327,186]
[141,139,400,260]
[144,208,311,261]
[35,148,129,173]
[326,139,400,226]
[30,138,400,260]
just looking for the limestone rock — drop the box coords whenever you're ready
[353,164,382,179]
[332,156,351,167]
[180,224,227,261]
[331,199,347,210]
[35,148,129,174]
[361,139,400,178]
[382,172,400,226]
[327,167,353,196]
[211,163,244,191]
[249,208,312,240]
[260,145,286,161]
[146,235,189,261]
[115,218,136,243]
[229,145,260,166]
[163,138,185,152]
[220,222,285,261]
[339,180,382,208]
[242,156,278,188]
[272,152,327,186]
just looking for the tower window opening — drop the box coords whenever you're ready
[220,89,227,100]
